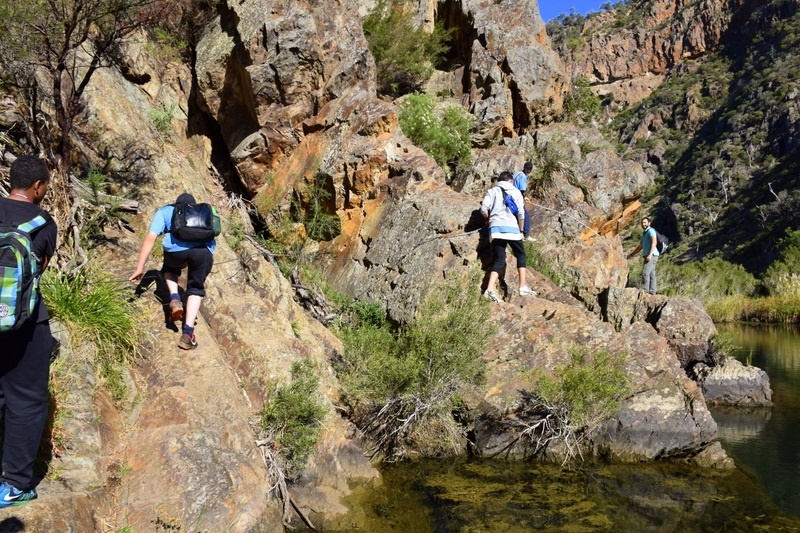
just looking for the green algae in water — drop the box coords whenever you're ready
[321,458,800,532]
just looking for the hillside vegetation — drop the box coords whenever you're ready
[549,0,800,309]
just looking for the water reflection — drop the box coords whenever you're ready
[713,323,800,519]
[323,323,800,531]
[324,458,799,532]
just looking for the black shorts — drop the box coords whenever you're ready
[161,247,214,297]
[488,238,526,273]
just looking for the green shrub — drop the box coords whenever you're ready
[147,103,176,139]
[363,0,451,97]
[41,267,141,403]
[524,242,563,287]
[262,175,341,274]
[655,256,759,299]
[399,93,474,171]
[260,359,326,479]
[301,175,341,242]
[526,141,576,198]
[562,77,601,124]
[764,230,800,296]
[335,269,493,459]
[535,348,630,430]
[225,216,247,251]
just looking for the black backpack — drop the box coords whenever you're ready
[655,230,669,254]
[170,202,221,242]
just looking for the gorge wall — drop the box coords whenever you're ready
[0,0,761,530]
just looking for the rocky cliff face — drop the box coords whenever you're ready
[558,0,745,106]
[0,0,758,529]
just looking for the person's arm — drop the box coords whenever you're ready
[627,243,642,260]
[130,231,159,282]
[515,190,525,231]
[480,190,493,224]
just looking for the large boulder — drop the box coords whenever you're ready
[692,359,773,406]
[427,0,566,141]
[466,286,726,466]
[604,288,717,367]
[195,0,377,194]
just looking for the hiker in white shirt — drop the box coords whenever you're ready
[480,171,536,302]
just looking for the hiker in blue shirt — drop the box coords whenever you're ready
[130,193,216,350]
[627,216,660,294]
[480,171,536,302]
[512,161,535,242]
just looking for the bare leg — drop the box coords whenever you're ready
[163,272,180,297]
[184,295,202,329]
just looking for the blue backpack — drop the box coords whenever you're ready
[0,215,48,333]
[497,187,519,216]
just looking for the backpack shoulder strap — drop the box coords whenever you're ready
[16,214,48,234]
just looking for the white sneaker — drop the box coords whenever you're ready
[519,286,536,296]
[525,235,536,242]
[483,289,501,303]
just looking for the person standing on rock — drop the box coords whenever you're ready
[627,216,660,295]
[480,171,536,302]
[512,161,536,242]
[130,193,216,350]
[0,155,57,507]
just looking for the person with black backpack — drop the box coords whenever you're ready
[130,193,217,350]
[626,216,661,295]
[479,171,536,302]
[0,155,57,507]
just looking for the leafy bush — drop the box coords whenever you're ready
[655,256,759,300]
[263,176,341,275]
[147,103,176,139]
[362,0,451,97]
[562,77,602,124]
[301,175,341,242]
[535,348,629,430]
[41,267,142,403]
[399,93,474,171]
[764,230,800,296]
[526,141,576,198]
[524,241,563,287]
[521,348,630,463]
[335,269,493,459]
[260,359,326,479]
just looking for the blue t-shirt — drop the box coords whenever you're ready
[513,170,528,192]
[641,226,659,257]
[149,205,216,253]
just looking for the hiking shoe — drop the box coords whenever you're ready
[178,333,197,350]
[0,483,37,508]
[519,286,536,296]
[525,235,537,242]
[169,299,184,322]
[483,289,501,303]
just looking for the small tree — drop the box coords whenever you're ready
[0,0,164,269]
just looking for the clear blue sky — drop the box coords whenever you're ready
[538,0,604,22]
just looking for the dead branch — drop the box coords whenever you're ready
[256,438,317,531]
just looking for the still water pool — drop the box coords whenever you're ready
[320,324,800,532]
